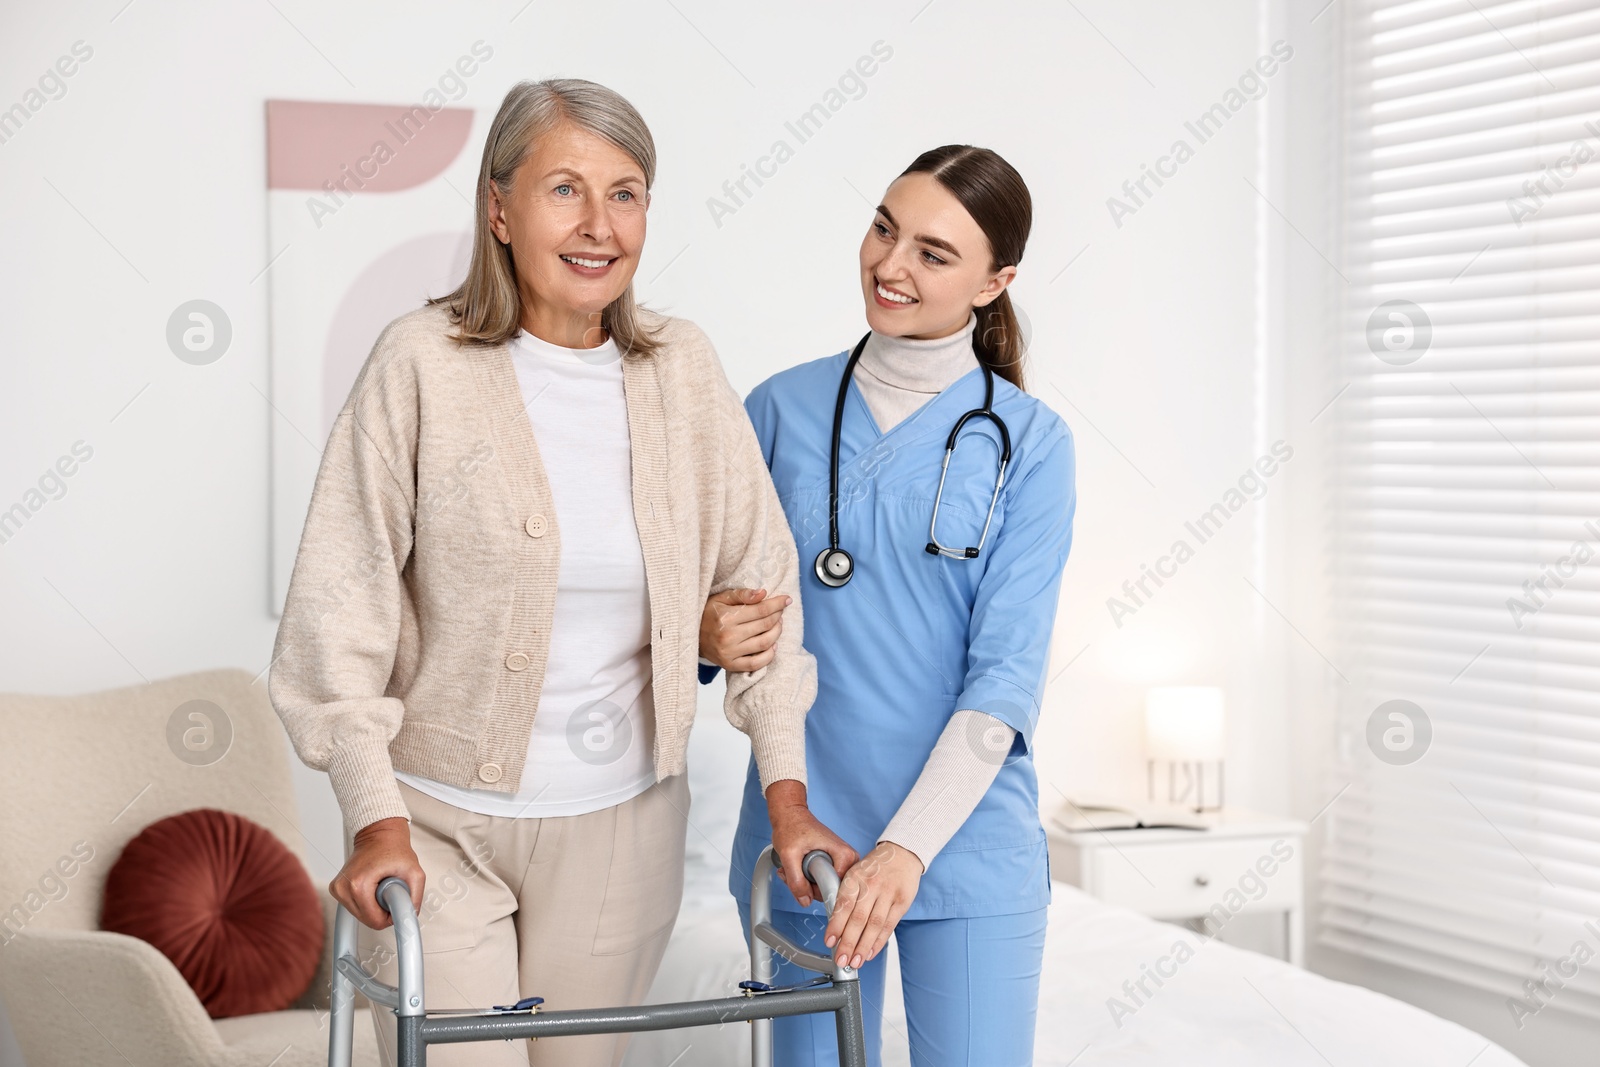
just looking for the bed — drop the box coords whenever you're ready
[623,711,1527,1067]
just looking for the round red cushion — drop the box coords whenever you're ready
[101,808,325,1018]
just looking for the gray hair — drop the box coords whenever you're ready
[429,78,663,356]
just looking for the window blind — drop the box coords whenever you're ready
[1321,0,1600,1022]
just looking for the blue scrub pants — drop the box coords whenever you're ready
[735,899,1048,1067]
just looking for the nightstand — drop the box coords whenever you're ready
[1046,806,1307,965]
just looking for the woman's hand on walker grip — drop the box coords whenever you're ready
[699,587,790,671]
[825,841,923,970]
[331,816,426,930]
[766,779,858,909]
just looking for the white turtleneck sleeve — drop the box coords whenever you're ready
[849,312,1018,873]
[879,709,1013,872]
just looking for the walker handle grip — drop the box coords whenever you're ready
[769,848,845,911]
[375,876,415,919]
[802,850,841,898]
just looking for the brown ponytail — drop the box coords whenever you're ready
[899,145,1032,390]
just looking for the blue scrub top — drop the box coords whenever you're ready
[722,347,1077,922]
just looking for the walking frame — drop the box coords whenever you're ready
[327,845,868,1067]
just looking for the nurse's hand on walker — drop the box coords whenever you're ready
[329,816,427,930]
[699,587,790,670]
[824,841,924,970]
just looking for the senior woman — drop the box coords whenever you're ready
[268,78,851,1067]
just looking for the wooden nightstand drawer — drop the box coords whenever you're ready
[1081,836,1301,920]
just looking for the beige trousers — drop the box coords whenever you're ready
[355,775,690,1067]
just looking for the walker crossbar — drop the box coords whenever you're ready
[326,846,867,1067]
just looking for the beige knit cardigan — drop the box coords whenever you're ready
[268,302,816,836]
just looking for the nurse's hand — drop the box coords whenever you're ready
[700,587,790,671]
[824,842,924,970]
[767,780,859,909]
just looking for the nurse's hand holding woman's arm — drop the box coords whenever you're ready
[700,587,789,671]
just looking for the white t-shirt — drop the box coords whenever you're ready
[395,327,657,817]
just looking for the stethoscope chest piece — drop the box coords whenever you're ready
[816,331,1012,589]
[814,546,854,587]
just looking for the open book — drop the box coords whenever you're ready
[1051,799,1210,833]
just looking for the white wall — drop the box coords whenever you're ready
[0,1,1286,1062]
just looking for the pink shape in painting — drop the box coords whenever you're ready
[322,232,474,438]
[265,100,473,193]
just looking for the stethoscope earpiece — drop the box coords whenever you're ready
[814,546,854,587]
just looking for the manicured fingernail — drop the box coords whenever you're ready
[852,955,863,968]
[825,935,835,947]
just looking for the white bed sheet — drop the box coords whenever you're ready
[1027,884,1523,1066]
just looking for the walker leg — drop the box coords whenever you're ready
[751,849,776,1067]
[378,876,428,1067]
[396,1014,425,1067]
[328,907,358,1067]
[834,980,867,1067]
[751,846,868,1067]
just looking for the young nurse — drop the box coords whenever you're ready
[698,145,1076,1066]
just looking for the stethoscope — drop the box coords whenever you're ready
[814,332,1012,588]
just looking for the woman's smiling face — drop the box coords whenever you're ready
[858,171,1015,341]
[488,120,649,345]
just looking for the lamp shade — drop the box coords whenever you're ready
[1144,686,1226,762]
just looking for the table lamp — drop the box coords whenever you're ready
[1145,686,1226,812]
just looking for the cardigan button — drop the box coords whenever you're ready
[525,513,547,538]
[478,762,503,784]
[505,652,530,671]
